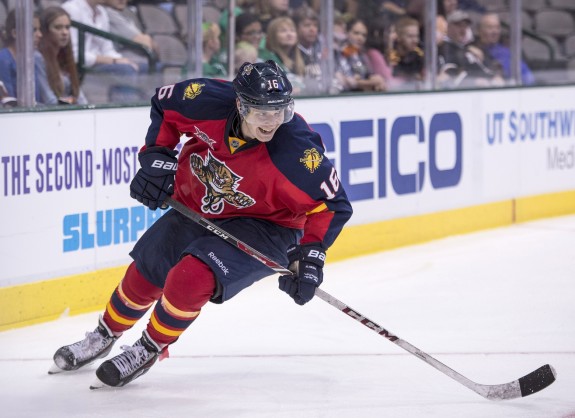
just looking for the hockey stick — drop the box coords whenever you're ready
[165,196,556,401]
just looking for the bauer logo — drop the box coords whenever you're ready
[62,206,165,252]
[311,112,463,202]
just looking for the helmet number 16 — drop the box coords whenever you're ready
[320,167,341,199]
[267,79,280,89]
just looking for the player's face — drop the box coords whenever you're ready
[242,107,285,142]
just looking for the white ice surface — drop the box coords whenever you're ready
[1,215,574,417]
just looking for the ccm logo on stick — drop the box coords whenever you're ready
[206,224,228,239]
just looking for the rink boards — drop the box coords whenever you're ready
[1,85,575,330]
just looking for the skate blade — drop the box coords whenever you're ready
[48,362,66,375]
[89,377,112,390]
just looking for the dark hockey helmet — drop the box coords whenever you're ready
[233,60,294,123]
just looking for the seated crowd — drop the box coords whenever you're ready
[0,0,540,107]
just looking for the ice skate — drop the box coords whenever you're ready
[90,330,162,389]
[48,315,117,374]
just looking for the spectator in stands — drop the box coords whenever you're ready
[401,0,426,31]
[338,0,361,19]
[265,16,305,93]
[38,6,87,105]
[102,0,158,72]
[0,9,53,104]
[332,13,347,50]
[335,17,386,92]
[250,0,290,32]
[387,15,424,89]
[0,79,17,107]
[458,0,486,13]
[62,0,138,74]
[382,1,408,17]
[292,5,323,94]
[202,22,226,78]
[236,12,264,50]
[437,10,504,88]
[475,13,535,86]
[62,0,143,102]
[217,1,245,46]
[234,41,258,74]
[436,0,450,45]
[436,0,473,46]
[235,12,279,63]
[365,17,394,86]
[314,12,353,94]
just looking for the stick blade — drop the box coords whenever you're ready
[483,364,557,401]
[518,364,557,397]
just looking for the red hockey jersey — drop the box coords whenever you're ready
[143,78,352,249]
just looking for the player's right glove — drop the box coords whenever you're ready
[130,146,178,210]
[278,244,325,305]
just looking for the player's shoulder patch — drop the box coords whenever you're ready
[299,148,324,173]
[183,81,205,100]
[269,117,329,177]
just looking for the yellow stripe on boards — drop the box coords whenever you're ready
[0,266,123,331]
[328,200,513,261]
[515,190,575,222]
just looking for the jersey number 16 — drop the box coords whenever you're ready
[320,167,341,199]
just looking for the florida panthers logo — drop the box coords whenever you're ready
[190,151,255,214]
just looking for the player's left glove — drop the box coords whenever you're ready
[278,243,325,305]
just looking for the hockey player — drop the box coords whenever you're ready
[49,60,353,388]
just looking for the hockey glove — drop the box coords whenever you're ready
[130,147,178,210]
[278,244,325,305]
